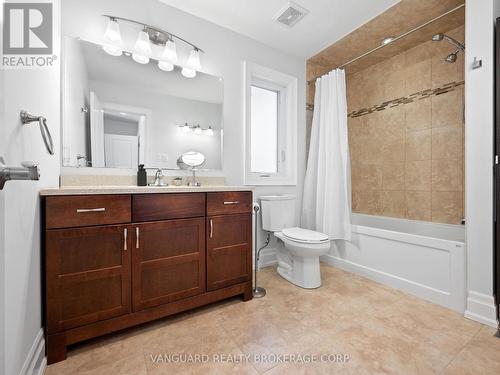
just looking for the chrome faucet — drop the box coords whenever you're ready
[147,168,168,186]
[0,157,40,190]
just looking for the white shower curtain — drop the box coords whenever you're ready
[301,69,352,241]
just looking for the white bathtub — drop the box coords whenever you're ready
[321,213,466,312]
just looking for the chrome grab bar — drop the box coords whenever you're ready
[20,110,54,155]
[223,201,239,205]
[0,157,40,190]
[76,208,106,213]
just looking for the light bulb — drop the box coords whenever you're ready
[158,60,174,71]
[104,18,121,43]
[186,48,201,71]
[103,18,122,56]
[204,126,214,136]
[181,67,196,78]
[132,30,151,64]
[161,39,178,63]
[194,125,202,135]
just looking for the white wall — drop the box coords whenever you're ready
[62,0,307,247]
[0,2,61,375]
[464,0,500,326]
[62,37,89,166]
[91,80,223,169]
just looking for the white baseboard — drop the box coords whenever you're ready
[258,247,277,269]
[464,291,498,328]
[19,328,46,375]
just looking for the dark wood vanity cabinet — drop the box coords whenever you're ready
[131,218,206,311]
[42,190,252,364]
[207,214,252,291]
[45,225,132,333]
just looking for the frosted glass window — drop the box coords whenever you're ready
[250,85,278,174]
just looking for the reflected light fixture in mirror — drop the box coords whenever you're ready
[103,18,122,56]
[132,29,152,64]
[204,126,214,136]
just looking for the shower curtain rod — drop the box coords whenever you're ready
[307,3,465,85]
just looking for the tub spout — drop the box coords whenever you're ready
[0,157,40,190]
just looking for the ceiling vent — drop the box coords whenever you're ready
[274,1,309,27]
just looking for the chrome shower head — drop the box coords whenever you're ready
[445,52,458,63]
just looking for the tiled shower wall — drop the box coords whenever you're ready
[347,25,464,224]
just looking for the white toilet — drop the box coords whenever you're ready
[260,195,331,289]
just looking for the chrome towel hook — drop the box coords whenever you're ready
[20,110,54,155]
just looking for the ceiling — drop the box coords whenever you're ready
[158,0,400,59]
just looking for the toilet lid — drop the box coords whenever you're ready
[282,227,329,243]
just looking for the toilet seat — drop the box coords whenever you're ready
[281,227,329,244]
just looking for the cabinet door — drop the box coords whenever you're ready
[46,225,131,333]
[132,218,205,311]
[207,214,252,291]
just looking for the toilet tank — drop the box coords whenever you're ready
[260,195,296,232]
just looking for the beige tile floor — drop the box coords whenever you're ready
[45,265,500,375]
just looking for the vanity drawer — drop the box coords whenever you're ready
[132,193,206,222]
[45,195,131,229]
[207,191,253,216]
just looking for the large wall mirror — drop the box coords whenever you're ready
[62,37,223,171]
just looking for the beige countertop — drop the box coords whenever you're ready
[40,185,254,196]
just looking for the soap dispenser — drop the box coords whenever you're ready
[137,164,147,186]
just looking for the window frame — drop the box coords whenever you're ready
[243,61,297,186]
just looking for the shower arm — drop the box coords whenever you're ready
[442,35,465,51]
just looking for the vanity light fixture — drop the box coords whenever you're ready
[102,15,204,78]
[132,29,152,64]
[103,17,122,56]
[182,48,201,78]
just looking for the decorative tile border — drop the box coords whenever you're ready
[348,80,464,118]
[305,80,464,115]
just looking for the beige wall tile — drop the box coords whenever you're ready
[351,162,383,191]
[432,126,463,160]
[431,89,463,128]
[405,160,431,191]
[382,162,405,190]
[352,190,383,215]
[432,192,463,224]
[345,24,464,225]
[382,191,406,218]
[431,159,463,192]
[406,191,431,221]
[405,59,432,95]
[405,97,432,131]
[431,54,464,89]
[406,129,431,161]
